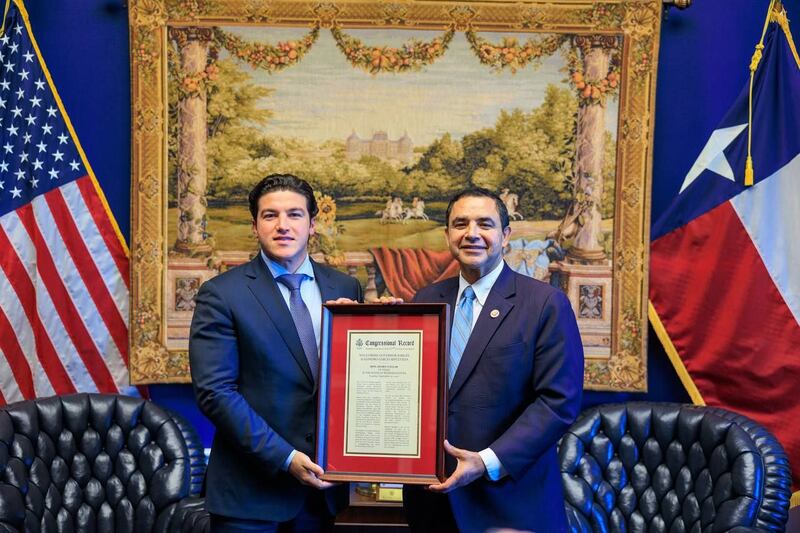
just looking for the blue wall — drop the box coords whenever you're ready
[24,0,794,445]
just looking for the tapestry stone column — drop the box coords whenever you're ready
[171,28,213,256]
[569,36,615,263]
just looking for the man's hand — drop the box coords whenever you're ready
[326,296,404,304]
[288,451,334,490]
[325,297,357,304]
[427,440,486,493]
[367,295,404,304]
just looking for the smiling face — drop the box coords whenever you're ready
[445,195,511,284]
[252,189,316,272]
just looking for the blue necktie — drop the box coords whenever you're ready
[276,274,318,384]
[449,286,476,386]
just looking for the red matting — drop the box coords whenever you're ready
[323,313,442,480]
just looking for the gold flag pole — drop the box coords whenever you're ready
[0,0,12,38]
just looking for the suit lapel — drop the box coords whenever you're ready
[311,259,338,303]
[449,265,516,402]
[437,278,460,323]
[245,256,314,384]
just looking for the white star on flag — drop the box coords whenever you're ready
[680,123,748,193]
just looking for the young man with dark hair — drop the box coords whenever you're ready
[190,173,362,532]
[403,187,584,533]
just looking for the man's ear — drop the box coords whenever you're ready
[309,217,316,236]
[502,225,512,247]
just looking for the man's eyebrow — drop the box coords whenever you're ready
[450,216,497,225]
[260,207,305,214]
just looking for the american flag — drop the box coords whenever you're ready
[0,1,133,404]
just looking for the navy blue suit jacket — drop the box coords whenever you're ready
[189,255,362,521]
[404,264,584,533]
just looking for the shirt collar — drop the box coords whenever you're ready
[260,250,315,280]
[457,259,505,306]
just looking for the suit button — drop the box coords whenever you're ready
[305,433,313,443]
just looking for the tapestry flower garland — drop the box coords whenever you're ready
[465,31,568,74]
[564,44,622,105]
[212,26,320,72]
[331,27,455,74]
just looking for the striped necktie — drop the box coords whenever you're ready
[449,286,476,386]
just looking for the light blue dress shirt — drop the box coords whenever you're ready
[261,251,322,471]
[455,259,508,481]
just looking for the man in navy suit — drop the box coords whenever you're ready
[189,174,362,532]
[403,188,584,533]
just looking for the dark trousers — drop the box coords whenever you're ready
[210,491,335,533]
[402,488,459,533]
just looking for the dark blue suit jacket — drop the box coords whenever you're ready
[189,255,362,521]
[404,264,584,533]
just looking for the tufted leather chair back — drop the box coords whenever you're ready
[162,409,206,497]
[0,394,194,532]
[559,403,792,532]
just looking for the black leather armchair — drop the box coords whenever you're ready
[0,394,210,532]
[559,403,792,532]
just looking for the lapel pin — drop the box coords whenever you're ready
[490,309,500,318]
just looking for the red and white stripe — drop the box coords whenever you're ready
[650,154,800,490]
[0,175,131,404]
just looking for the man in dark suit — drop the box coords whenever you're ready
[189,174,362,532]
[403,188,584,533]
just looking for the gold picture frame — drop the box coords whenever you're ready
[129,0,661,391]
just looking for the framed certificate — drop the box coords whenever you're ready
[316,304,449,484]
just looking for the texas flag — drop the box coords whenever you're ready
[649,4,800,500]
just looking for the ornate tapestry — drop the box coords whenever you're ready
[129,0,661,391]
